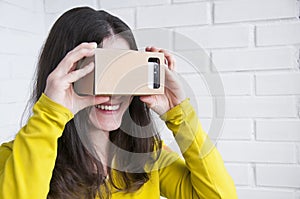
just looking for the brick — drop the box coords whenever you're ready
[256,165,300,188]
[0,2,44,33]
[137,3,209,28]
[175,25,249,49]
[108,8,135,28]
[100,0,170,9]
[173,0,206,3]
[225,163,250,185]
[237,188,295,199]
[45,0,98,13]
[257,22,300,46]
[34,0,44,13]
[2,0,42,12]
[175,50,211,74]
[0,102,26,126]
[216,96,297,118]
[219,74,252,96]
[220,119,253,140]
[181,73,252,96]
[11,55,36,79]
[212,47,297,72]
[197,119,211,134]
[0,124,18,144]
[0,28,43,55]
[256,72,300,95]
[0,54,13,79]
[181,74,210,96]
[191,96,214,118]
[256,119,300,141]
[0,79,31,103]
[214,0,298,23]
[134,28,173,51]
[217,141,296,163]
[45,13,60,31]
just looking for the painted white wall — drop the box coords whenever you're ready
[1,0,300,198]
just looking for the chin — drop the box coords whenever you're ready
[88,95,132,132]
[89,106,125,132]
[97,122,121,132]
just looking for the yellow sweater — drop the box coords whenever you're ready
[0,94,237,199]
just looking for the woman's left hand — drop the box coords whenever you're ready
[140,46,186,115]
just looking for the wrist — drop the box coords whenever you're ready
[160,98,190,122]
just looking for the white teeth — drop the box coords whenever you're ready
[95,104,120,111]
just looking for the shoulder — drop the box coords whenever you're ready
[0,140,14,168]
[0,140,14,152]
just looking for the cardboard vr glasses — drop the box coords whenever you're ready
[74,48,165,95]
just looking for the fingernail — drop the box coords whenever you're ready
[90,42,97,49]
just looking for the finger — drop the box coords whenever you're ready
[66,62,94,83]
[145,46,160,52]
[158,49,175,70]
[146,46,175,70]
[140,95,168,115]
[165,67,179,84]
[57,42,97,74]
[139,95,155,107]
[72,42,97,52]
[65,42,97,71]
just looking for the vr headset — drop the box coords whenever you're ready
[74,48,165,95]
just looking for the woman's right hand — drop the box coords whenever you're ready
[44,42,109,114]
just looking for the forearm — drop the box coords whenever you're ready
[0,94,73,199]
[161,99,237,199]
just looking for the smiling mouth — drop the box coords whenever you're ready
[95,104,120,111]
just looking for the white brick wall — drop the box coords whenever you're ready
[0,0,45,143]
[256,22,300,46]
[44,0,98,13]
[225,163,250,185]
[175,25,250,49]
[256,165,300,188]
[256,119,300,141]
[214,0,299,23]
[217,96,298,118]
[1,0,300,198]
[256,72,300,95]
[100,0,170,9]
[217,141,297,163]
[237,188,296,199]
[107,8,135,29]
[212,47,298,71]
[136,3,209,28]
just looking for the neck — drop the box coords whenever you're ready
[88,128,110,173]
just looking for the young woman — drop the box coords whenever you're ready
[0,7,237,199]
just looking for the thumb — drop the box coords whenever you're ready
[139,95,156,108]
[140,95,167,115]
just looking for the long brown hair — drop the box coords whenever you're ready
[30,7,161,199]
